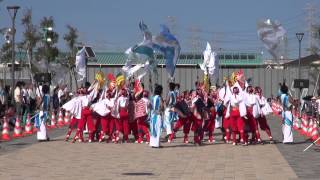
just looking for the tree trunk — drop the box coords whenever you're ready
[27,48,34,85]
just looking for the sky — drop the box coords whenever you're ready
[0,0,319,59]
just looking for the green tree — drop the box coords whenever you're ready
[0,42,12,64]
[63,25,79,89]
[20,9,41,82]
[36,16,59,65]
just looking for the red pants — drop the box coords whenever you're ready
[230,109,245,143]
[173,116,192,135]
[257,115,272,138]
[100,114,110,136]
[66,117,79,137]
[69,117,78,129]
[247,108,260,141]
[74,107,95,141]
[206,117,215,138]
[119,109,129,141]
[136,116,150,141]
[129,120,138,140]
[191,115,203,143]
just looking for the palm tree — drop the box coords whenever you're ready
[64,25,79,89]
[36,16,59,69]
[21,9,40,84]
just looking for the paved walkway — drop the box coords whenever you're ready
[0,114,317,180]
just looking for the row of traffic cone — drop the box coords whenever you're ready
[1,110,71,141]
[271,101,320,145]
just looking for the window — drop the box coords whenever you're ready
[186,54,194,59]
[179,54,186,59]
[218,55,225,59]
[240,54,247,59]
[233,54,239,59]
[156,54,163,59]
[225,54,232,59]
[248,54,255,59]
[195,54,202,59]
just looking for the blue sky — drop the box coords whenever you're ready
[0,0,318,59]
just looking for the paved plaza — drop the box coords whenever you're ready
[0,115,319,180]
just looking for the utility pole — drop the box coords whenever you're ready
[305,2,317,55]
[7,5,20,101]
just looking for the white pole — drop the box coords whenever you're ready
[312,70,320,97]
[303,137,320,152]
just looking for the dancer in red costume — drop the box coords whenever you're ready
[228,86,247,146]
[117,88,130,143]
[244,86,261,144]
[255,86,274,143]
[135,90,150,144]
[71,86,97,143]
[219,85,232,143]
[172,91,192,143]
[205,88,217,143]
[190,89,206,145]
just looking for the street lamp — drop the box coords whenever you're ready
[7,5,20,102]
[296,32,304,118]
[296,32,304,80]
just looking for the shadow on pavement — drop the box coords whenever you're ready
[122,172,154,176]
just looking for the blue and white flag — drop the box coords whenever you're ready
[257,19,286,60]
[75,47,86,82]
[153,25,181,79]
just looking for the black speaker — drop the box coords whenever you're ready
[293,79,309,89]
[34,73,51,83]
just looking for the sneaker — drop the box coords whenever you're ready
[232,142,237,146]
[183,137,189,144]
[208,136,215,143]
[242,142,248,146]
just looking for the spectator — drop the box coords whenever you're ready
[14,81,23,120]
[21,81,30,125]
[58,85,66,106]
[27,83,36,113]
[52,86,60,116]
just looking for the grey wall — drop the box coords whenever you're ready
[2,65,319,98]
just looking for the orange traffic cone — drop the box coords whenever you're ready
[50,111,57,129]
[293,117,299,131]
[57,110,64,127]
[64,111,70,125]
[12,117,23,138]
[306,118,314,137]
[310,119,319,139]
[24,113,33,135]
[300,115,308,136]
[1,116,11,141]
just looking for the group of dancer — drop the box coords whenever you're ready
[58,70,276,148]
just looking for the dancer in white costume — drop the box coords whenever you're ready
[150,85,164,148]
[280,83,294,144]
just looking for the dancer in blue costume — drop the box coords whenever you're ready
[164,82,177,142]
[280,83,293,144]
[150,84,164,148]
[35,84,50,141]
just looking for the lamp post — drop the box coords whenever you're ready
[296,32,304,81]
[296,32,304,118]
[7,5,20,102]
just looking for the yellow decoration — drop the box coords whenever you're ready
[95,71,105,89]
[203,74,210,93]
[116,74,125,89]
